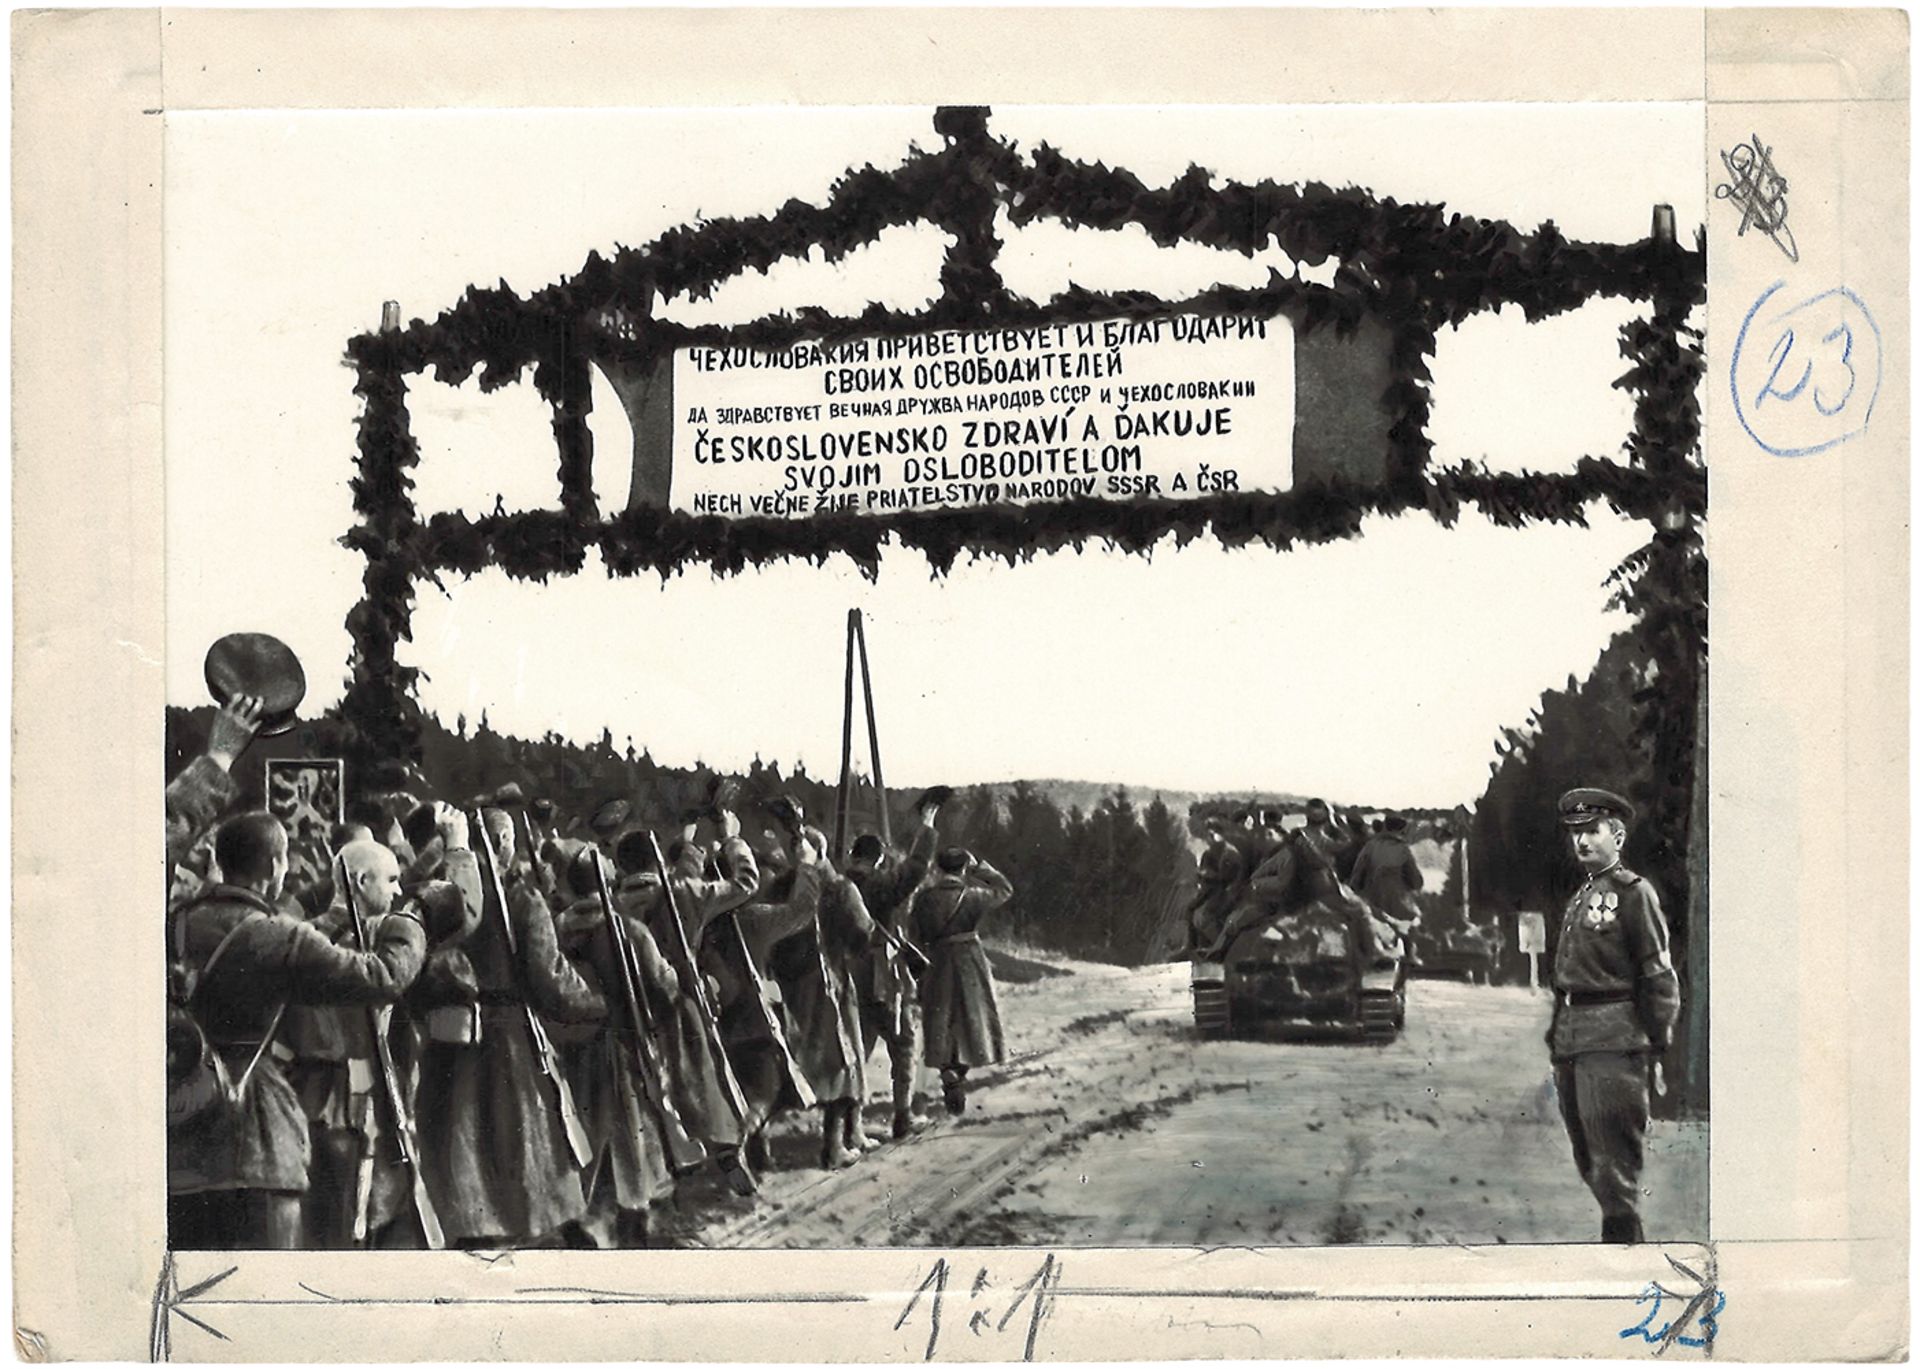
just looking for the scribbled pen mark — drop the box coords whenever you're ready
[1715,135,1798,263]
[896,1254,1063,1362]
[1618,1254,1725,1356]
[149,1251,238,1361]
[1732,281,1883,457]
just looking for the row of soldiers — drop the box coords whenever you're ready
[164,695,1016,1250]
[1180,797,1427,960]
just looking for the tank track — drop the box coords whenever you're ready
[1357,990,1401,1043]
[1192,981,1231,1038]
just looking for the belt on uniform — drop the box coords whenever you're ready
[1560,990,1633,1007]
[475,990,525,1008]
[935,932,979,946]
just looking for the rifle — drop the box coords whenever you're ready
[869,911,931,976]
[714,906,816,1111]
[587,850,707,1172]
[642,833,751,1130]
[472,814,594,1169]
[335,856,445,1250]
[765,800,862,1082]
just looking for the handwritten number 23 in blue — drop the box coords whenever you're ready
[1619,1282,1725,1350]
[1760,321,1857,417]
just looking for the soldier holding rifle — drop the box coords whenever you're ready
[611,788,765,1196]
[551,843,687,1247]
[765,798,878,1170]
[699,820,831,1178]
[168,811,426,1250]
[844,786,949,1142]
[413,808,606,1249]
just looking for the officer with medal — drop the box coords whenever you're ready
[1547,787,1682,1244]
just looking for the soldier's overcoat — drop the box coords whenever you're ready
[910,868,1013,1069]
[413,872,606,1243]
[770,871,874,1104]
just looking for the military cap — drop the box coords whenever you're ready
[568,845,612,897]
[1202,815,1225,833]
[915,785,956,811]
[1230,806,1254,825]
[204,632,306,737]
[587,797,632,838]
[364,757,423,795]
[1384,814,1408,833]
[1558,787,1635,827]
[529,797,556,824]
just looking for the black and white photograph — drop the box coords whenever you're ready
[15,7,1912,1359]
[158,98,1714,1257]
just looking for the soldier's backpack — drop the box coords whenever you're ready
[165,904,284,1129]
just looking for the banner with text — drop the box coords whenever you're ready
[670,316,1295,517]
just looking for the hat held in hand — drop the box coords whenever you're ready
[204,632,306,737]
[587,797,632,838]
[763,795,806,835]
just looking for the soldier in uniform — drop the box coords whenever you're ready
[1348,814,1425,936]
[700,826,830,1174]
[1181,817,1245,957]
[1548,787,1681,1244]
[412,809,608,1249]
[610,810,765,1196]
[908,848,1014,1116]
[168,812,427,1249]
[166,693,265,875]
[844,788,947,1143]
[549,842,683,1246]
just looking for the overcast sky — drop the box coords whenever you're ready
[165,102,1703,805]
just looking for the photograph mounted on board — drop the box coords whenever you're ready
[162,101,1706,1254]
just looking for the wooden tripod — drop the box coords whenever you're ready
[832,608,891,861]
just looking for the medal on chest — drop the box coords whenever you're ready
[1581,886,1620,929]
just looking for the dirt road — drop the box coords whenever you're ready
[666,956,1707,1249]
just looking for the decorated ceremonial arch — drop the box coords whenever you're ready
[336,105,1706,915]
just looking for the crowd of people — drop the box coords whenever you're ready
[164,694,1018,1250]
[1179,798,1426,961]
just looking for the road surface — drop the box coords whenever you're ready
[662,955,1707,1248]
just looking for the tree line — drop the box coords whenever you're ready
[165,707,1193,967]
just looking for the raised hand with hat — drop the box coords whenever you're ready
[763,795,806,839]
[587,797,632,842]
[914,785,955,818]
[204,631,307,738]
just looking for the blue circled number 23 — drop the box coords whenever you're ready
[1734,281,1882,457]
[1759,321,1857,417]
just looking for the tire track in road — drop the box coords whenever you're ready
[703,986,1202,1248]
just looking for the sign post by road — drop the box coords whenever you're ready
[1516,912,1547,991]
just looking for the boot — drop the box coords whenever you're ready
[892,1108,931,1140]
[614,1207,651,1249]
[745,1127,773,1174]
[844,1106,881,1153]
[1599,1213,1645,1245]
[715,1145,759,1197]
[940,1070,967,1116]
[821,1104,860,1169]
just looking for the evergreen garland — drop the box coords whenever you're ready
[335,104,1707,847]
